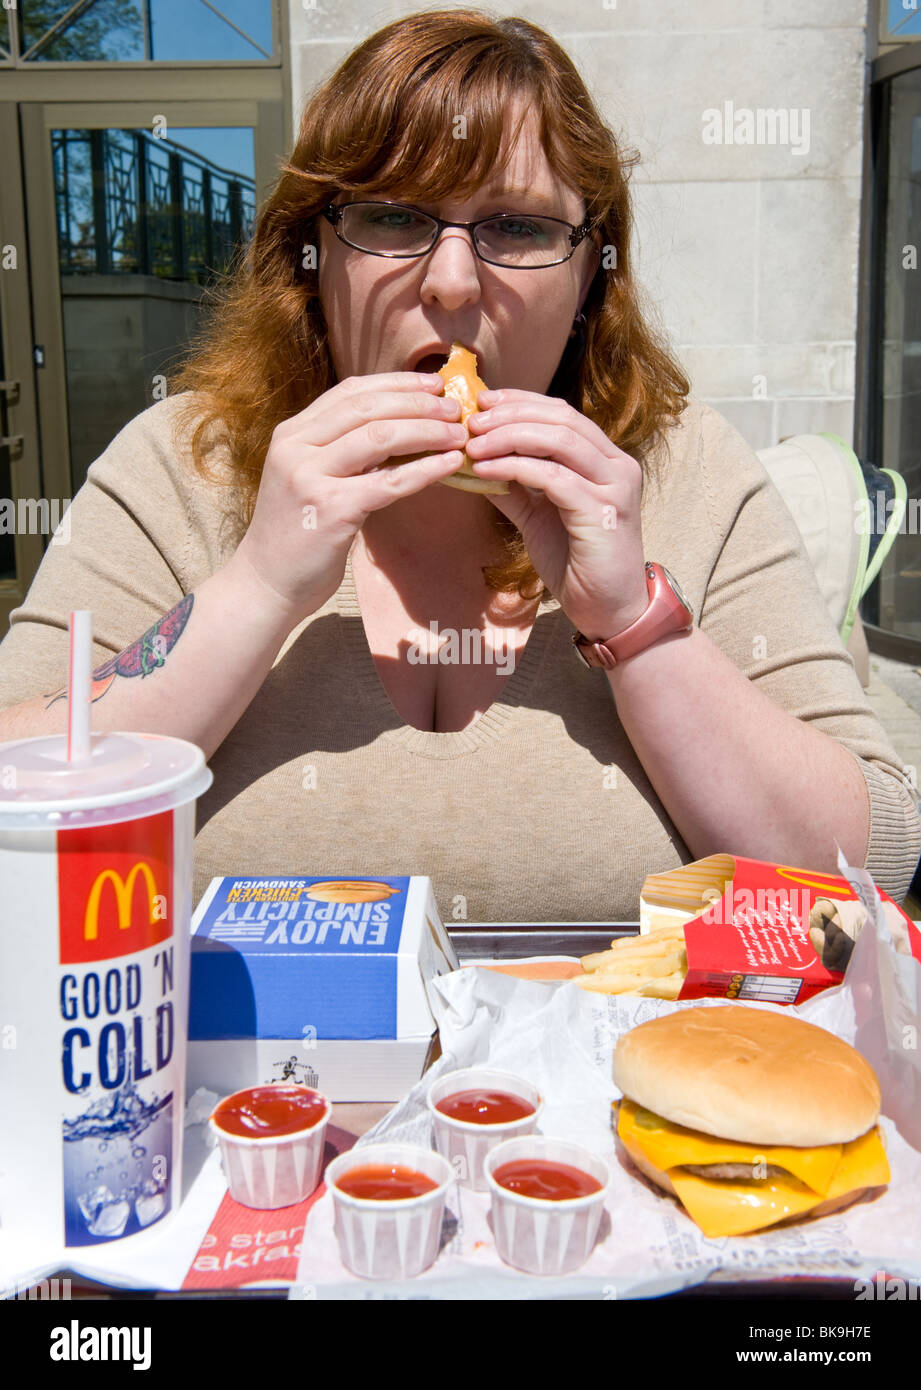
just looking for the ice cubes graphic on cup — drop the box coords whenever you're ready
[78,1189,130,1239]
[135,1176,168,1228]
[64,1078,173,1240]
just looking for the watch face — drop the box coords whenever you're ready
[661,566,693,615]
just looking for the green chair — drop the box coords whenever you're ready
[756,432,906,648]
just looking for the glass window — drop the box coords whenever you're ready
[871,67,921,642]
[150,0,272,61]
[18,0,273,62]
[21,0,145,61]
[884,1,921,42]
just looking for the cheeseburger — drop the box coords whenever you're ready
[612,1006,889,1238]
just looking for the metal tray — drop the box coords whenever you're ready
[448,923,639,962]
[54,921,862,1303]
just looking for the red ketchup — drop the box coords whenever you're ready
[435,1088,536,1124]
[213,1086,328,1138]
[335,1164,440,1201]
[492,1159,602,1201]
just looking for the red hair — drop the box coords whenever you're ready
[173,9,689,601]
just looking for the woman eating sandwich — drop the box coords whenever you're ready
[0,10,917,921]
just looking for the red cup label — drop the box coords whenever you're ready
[58,809,173,964]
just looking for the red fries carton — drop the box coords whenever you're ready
[640,854,921,1006]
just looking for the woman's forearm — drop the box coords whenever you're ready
[606,625,871,871]
[0,551,300,763]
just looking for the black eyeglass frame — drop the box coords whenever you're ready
[320,200,596,269]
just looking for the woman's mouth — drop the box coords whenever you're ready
[413,352,447,374]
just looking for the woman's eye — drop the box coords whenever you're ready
[492,218,542,239]
[367,208,421,228]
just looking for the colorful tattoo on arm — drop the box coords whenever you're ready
[45,595,194,708]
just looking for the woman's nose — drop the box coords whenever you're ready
[420,229,482,307]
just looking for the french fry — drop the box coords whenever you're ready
[575,969,685,999]
[582,926,686,975]
[581,948,626,973]
[577,924,689,998]
[593,945,686,971]
[634,973,683,1000]
[574,972,632,994]
[591,949,686,979]
[612,939,684,959]
[610,925,685,950]
[579,964,673,991]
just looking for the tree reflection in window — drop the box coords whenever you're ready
[18,0,273,62]
[21,0,144,61]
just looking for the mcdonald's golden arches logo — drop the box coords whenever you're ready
[58,810,174,964]
[774,864,852,898]
[84,862,166,941]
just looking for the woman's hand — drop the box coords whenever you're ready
[465,389,649,638]
[230,373,468,627]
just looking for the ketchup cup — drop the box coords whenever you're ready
[209,1084,331,1209]
[326,1142,454,1280]
[427,1067,543,1192]
[484,1136,611,1277]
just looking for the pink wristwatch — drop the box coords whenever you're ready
[571,563,694,670]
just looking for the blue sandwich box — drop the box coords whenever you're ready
[188,874,458,1101]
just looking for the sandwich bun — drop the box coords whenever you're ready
[392,343,510,495]
[612,1005,880,1147]
[435,343,509,496]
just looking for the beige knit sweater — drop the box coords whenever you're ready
[0,393,918,919]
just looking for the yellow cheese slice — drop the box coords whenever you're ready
[618,1099,843,1195]
[617,1101,889,1238]
[667,1166,823,1237]
[825,1125,890,1198]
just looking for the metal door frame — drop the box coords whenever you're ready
[857,41,921,659]
[0,103,47,628]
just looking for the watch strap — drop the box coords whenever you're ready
[572,563,693,669]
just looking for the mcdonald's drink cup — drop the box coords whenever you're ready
[0,732,212,1248]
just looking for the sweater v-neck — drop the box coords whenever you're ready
[335,547,563,757]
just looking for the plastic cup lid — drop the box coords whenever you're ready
[0,731,213,830]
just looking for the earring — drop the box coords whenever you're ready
[568,311,587,341]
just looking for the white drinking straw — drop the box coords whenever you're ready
[66,610,93,763]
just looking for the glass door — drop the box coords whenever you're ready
[52,122,256,490]
[866,59,921,650]
[0,104,47,629]
[21,101,273,504]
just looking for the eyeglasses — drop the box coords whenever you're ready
[321,200,595,269]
